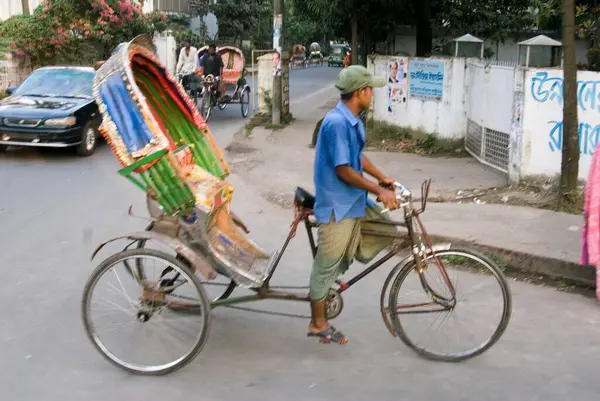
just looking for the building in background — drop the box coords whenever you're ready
[142,0,218,40]
[0,0,43,20]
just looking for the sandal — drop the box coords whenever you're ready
[307,326,348,344]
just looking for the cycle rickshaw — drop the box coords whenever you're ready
[197,44,250,121]
[83,35,512,376]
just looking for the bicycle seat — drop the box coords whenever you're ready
[294,187,315,210]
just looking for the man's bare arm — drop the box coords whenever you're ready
[362,155,386,182]
[336,165,383,195]
[336,165,399,209]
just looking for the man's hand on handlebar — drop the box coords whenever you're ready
[377,185,400,211]
[379,177,395,188]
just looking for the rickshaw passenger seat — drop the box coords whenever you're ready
[294,187,315,210]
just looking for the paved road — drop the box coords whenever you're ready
[1,65,599,401]
[207,65,340,147]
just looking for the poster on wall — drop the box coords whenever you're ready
[272,13,282,76]
[408,59,444,102]
[386,57,407,116]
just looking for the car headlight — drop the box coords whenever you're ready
[44,117,76,127]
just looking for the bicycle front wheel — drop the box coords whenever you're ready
[387,246,511,362]
[200,92,212,121]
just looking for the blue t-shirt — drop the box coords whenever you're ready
[313,101,374,223]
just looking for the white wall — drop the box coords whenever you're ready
[0,0,44,20]
[153,31,177,75]
[368,54,600,181]
[256,53,274,114]
[519,68,600,180]
[369,56,467,138]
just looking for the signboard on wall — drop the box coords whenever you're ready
[386,57,408,116]
[408,59,444,102]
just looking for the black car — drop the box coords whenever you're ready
[0,66,101,156]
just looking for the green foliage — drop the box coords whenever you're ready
[189,0,211,17]
[0,37,11,60]
[286,0,328,48]
[292,0,411,56]
[192,0,270,45]
[432,0,536,45]
[0,0,168,66]
[575,4,600,71]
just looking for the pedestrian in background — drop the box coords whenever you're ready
[580,144,600,301]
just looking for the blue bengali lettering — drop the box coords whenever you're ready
[546,120,600,155]
[530,71,600,112]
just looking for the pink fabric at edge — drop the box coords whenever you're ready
[581,142,600,300]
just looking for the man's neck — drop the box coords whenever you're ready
[343,100,362,117]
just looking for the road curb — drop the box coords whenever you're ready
[430,234,596,288]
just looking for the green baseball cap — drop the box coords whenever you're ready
[335,65,386,94]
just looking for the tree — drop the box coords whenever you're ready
[0,0,164,66]
[560,0,580,204]
[432,0,536,48]
[21,0,30,16]
[413,0,433,56]
[192,0,270,45]
[294,0,408,64]
[285,0,328,49]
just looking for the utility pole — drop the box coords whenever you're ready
[559,0,579,204]
[272,0,283,125]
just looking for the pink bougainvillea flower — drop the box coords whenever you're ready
[84,30,90,36]
[16,50,25,56]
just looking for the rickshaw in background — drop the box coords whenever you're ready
[291,44,307,69]
[308,42,323,67]
[197,44,251,122]
[328,43,349,67]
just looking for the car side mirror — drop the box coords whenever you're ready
[5,86,16,96]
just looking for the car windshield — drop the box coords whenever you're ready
[14,68,94,98]
[332,48,342,54]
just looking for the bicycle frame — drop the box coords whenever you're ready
[211,180,458,314]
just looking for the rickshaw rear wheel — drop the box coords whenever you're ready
[81,248,212,375]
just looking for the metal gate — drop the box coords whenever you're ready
[464,60,516,174]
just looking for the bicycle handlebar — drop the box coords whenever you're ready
[377,182,412,214]
[378,179,432,215]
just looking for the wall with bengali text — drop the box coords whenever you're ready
[521,69,600,179]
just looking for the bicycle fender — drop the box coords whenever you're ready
[379,242,453,336]
[91,231,219,281]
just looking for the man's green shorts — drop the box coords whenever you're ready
[309,204,398,301]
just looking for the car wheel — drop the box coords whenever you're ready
[76,123,98,157]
